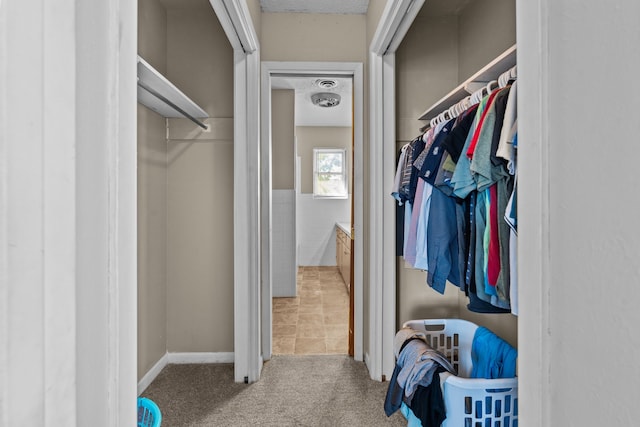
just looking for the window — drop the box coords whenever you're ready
[313,148,348,199]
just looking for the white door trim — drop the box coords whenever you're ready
[261,61,365,363]
[368,0,425,381]
[372,2,551,423]
[1,1,80,423]
[515,0,550,423]
[260,63,273,361]
[1,0,138,424]
[209,0,261,383]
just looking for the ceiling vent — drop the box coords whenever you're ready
[311,92,341,108]
[315,78,338,89]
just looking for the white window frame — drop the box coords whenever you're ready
[312,148,348,199]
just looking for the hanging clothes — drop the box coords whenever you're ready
[391,77,519,314]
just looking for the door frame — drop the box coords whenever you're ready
[371,0,551,422]
[208,0,261,383]
[260,61,365,363]
[368,0,426,381]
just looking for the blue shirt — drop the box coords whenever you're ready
[426,188,461,293]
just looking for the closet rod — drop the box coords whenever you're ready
[137,79,208,130]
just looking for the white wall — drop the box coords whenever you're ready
[272,190,297,296]
[518,0,640,424]
[1,1,79,423]
[76,0,138,423]
[295,126,352,267]
[296,195,351,266]
[1,0,137,425]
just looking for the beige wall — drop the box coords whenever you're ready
[396,14,459,142]
[245,0,262,43]
[139,0,167,74]
[166,138,234,352]
[296,126,352,195]
[165,2,235,353]
[137,0,168,381]
[395,0,518,347]
[458,0,516,82]
[272,90,295,190]
[166,4,234,117]
[366,0,388,47]
[261,13,367,62]
[398,265,460,322]
[395,13,461,327]
[137,0,235,375]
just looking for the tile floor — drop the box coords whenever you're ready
[272,266,350,355]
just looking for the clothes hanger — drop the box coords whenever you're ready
[499,66,517,87]
[453,102,462,117]
[478,85,489,101]
[470,89,479,104]
[461,96,471,112]
[457,97,467,114]
[486,80,499,94]
[498,71,508,88]
[471,86,484,104]
[447,105,457,120]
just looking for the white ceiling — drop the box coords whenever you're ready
[272,75,352,127]
[261,0,369,14]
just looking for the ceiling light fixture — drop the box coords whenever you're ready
[311,92,341,108]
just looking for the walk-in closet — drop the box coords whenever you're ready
[394,0,518,348]
[137,0,235,389]
[387,1,519,424]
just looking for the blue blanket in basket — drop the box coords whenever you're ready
[471,326,517,379]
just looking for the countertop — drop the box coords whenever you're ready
[336,222,351,238]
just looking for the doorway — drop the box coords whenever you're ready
[270,75,354,356]
[260,62,364,364]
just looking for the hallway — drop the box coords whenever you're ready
[140,355,405,426]
[272,266,349,355]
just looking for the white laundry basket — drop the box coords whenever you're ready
[402,319,518,427]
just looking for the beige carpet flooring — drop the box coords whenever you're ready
[140,267,405,426]
[141,355,406,426]
[273,266,349,355]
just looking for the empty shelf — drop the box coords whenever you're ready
[137,56,208,129]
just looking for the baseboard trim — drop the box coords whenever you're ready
[138,352,169,396]
[138,352,235,395]
[167,352,235,364]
